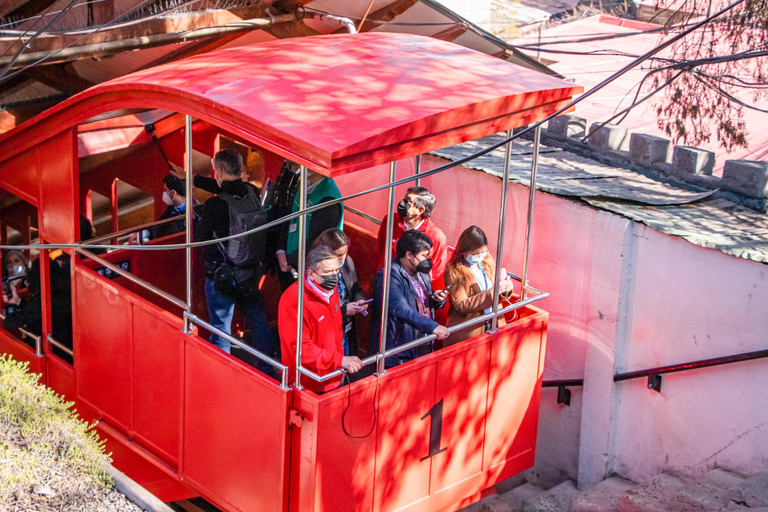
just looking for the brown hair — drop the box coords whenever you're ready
[446,226,494,285]
[312,228,349,251]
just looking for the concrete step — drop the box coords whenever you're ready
[669,468,746,512]
[570,476,635,512]
[731,470,768,508]
[461,482,547,512]
[522,480,578,512]
[617,472,686,512]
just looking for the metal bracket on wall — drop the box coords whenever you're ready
[557,385,572,406]
[647,374,662,393]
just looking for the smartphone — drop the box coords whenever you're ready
[360,298,374,305]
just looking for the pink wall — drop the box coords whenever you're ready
[336,154,768,488]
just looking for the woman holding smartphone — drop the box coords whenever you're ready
[312,229,368,357]
[444,226,514,346]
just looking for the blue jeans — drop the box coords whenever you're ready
[204,278,273,373]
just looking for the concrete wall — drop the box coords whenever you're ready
[335,154,768,488]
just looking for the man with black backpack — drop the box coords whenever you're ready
[194,149,273,372]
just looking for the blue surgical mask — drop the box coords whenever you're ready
[465,252,486,266]
[339,258,346,268]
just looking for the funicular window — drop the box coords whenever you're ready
[0,194,42,355]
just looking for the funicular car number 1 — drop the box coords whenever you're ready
[421,399,447,461]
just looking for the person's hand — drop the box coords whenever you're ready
[169,162,186,180]
[277,252,294,274]
[432,325,450,340]
[432,289,449,303]
[4,283,20,306]
[345,300,369,316]
[127,233,140,245]
[341,356,363,373]
[500,277,514,294]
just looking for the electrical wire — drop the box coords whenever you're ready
[0,0,105,31]
[340,372,378,439]
[0,0,201,85]
[0,0,750,253]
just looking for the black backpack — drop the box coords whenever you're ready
[217,187,268,267]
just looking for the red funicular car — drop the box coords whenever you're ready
[0,33,580,511]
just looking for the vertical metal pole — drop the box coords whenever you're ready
[110,178,119,244]
[294,166,308,389]
[521,125,542,301]
[183,115,193,333]
[490,130,513,332]
[414,154,422,187]
[377,161,397,375]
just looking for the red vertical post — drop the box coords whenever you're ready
[0,221,6,268]
[111,178,119,243]
[23,215,31,259]
[85,190,93,223]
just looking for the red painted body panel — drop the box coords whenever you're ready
[0,331,44,377]
[0,146,39,206]
[38,129,78,244]
[0,34,581,176]
[290,307,548,512]
[182,335,291,512]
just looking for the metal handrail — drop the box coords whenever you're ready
[85,215,184,245]
[298,288,549,384]
[542,379,584,387]
[344,206,381,225]
[184,312,290,390]
[0,310,43,356]
[614,349,768,384]
[76,247,187,309]
[48,334,73,357]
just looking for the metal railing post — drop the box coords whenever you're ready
[414,154,422,187]
[183,114,194,333]
[377,161,397,375]
[294,166,308,389]
[490,129,513,332]
[521,125,542,301]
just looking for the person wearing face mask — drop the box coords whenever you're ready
[2,250,33,338]
[279,245,363,393]
[375,186,448,287]
[194,149,273,372]
[444,226,514,345]
[135,174,200,242]
[311,229,368,357]
[371,230,450,368]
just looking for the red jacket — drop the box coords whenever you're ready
[279,278,344,393]
[375,216,449,282]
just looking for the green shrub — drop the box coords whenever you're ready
[0,355,139,511]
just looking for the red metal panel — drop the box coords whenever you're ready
[132,301,184,466]
[182,335,291,512]
[429,340,491,495]
[0,146,39,206]
[374,364,437,512]
[483,310,548,474]
[291,380,379,512]
[38,129,78,244]
[75,266,134,432]
[0,34,581,177]
[45,354,75,403]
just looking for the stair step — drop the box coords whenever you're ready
[669,468,746,512]
[522,480,578,512]
[731,470,768,508]
[570,476,635,512]
[617,472,686,512]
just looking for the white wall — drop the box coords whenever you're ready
[335,155,768,489]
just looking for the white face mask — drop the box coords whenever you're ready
[11,264,25,277]
[465,252,486,266]
[162,191,174,206]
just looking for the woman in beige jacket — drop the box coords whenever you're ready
[444,226,514,346]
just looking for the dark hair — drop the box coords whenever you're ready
[163,173,185,196]
[450,225,488,267]
[80,215,94,241]
[212,149,243,177]
[306,245,338,272]
[396,229,432,259]
[406,186,436,217]
[312,228,349,251]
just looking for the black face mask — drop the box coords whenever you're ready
[396,199,411,219]
[412,256,433,274]
[316,272,340,291]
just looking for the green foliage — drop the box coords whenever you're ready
[0,355,137,510]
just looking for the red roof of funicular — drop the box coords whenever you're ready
[0,33,582,176]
